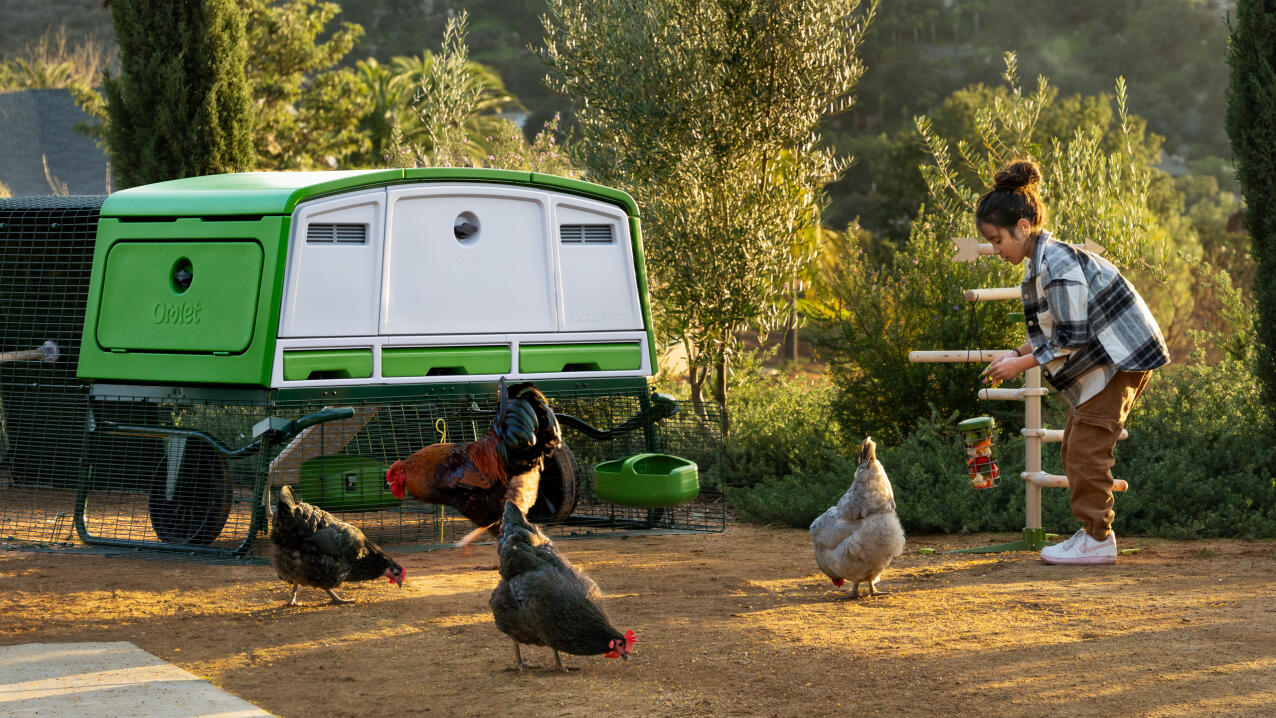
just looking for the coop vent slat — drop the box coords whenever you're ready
[306,223,368,244]
[559,224,614,244]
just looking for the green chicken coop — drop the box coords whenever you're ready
[0,169,725,558]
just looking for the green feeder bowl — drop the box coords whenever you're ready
[593,453,700,508]
[296,454,401,512]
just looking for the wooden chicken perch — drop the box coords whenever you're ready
[907,238,1124,553]
[0,341,59,364]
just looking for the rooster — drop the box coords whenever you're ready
[270,485,405,606]
[489,501,636,671]
[385,378,562,547]
[810,437,906,599]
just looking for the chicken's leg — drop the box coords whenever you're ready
[552,649,569,672]
[286,583,300,606]
[324,587,355,604]
[512,640,528,671]
[849,581,862,599]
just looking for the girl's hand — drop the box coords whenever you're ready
[985,352,1023,383]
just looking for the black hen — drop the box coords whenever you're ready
[270,485,405,606]
[489,501,635,671]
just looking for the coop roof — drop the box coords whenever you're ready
[100,168,639,218]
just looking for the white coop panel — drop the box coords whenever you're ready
[554,199,643,332]
[383,185,557,335]
[280,189,386,337]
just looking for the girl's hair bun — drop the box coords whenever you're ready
[992,160,1042,193]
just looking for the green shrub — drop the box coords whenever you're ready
[720,375,848,490]
[726,363,1276,538]
[727,460,857,528]
[1115,359,1276,538]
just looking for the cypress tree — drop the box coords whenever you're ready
[103,0,255,188]
[1225,0,1276,425]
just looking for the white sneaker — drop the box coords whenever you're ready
[1041,528,1116,565]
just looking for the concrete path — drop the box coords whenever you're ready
[0,642,271,717]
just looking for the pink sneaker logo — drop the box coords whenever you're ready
[1079,540,1110,553]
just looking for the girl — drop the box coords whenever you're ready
[979,160,1169,565]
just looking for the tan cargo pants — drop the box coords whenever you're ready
[1059,370,1152,541]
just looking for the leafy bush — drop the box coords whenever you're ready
[720,375,847,490]
[727,462,856,528]
[728,364,1276,538]
[1115,359,1276,538]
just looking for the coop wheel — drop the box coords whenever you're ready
[529,443,579,523]
[148,439,233,545]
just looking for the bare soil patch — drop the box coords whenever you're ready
[2,526,1274,717]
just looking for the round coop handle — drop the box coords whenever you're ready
[0,341,58,364]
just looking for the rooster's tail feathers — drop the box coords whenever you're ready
[496,398,539,448]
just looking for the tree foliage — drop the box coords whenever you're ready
[540,0,876,409]
[102,0,254,187]
[241,0,365,169]
[380,12,571,174]
[1225,0,1276,429]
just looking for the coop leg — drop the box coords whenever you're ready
[324,587,355,605]
[552,649,569,672]
[286,584,300,606]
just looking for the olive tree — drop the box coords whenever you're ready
[540,0,877,412]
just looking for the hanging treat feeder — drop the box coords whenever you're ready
[958,416,999,489]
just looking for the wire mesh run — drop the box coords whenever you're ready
[4,382,725,558]
[261,385,727,555]
[0,196,103,548]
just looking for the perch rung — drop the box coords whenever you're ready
[952,237,1106,264]
[908,350,1012,363]
[1021,428,1128,443]
[964,287,1021,302]
[979,387,1051,401]
[0,341,58,364]
[1022,471,1127,493]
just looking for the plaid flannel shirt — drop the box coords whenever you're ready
[1022,231,1170,406]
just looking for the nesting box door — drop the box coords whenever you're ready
[554,197,644,332]
[382,185,558,335]
[278,190,385,338]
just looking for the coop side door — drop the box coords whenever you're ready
[382,185,557,335]
[279,189,386,338]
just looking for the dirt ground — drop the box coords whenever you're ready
[2,525,1274,718]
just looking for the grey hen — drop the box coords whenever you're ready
[810,437,906,598]
[489,501,635,671]
[270,485,405,605]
